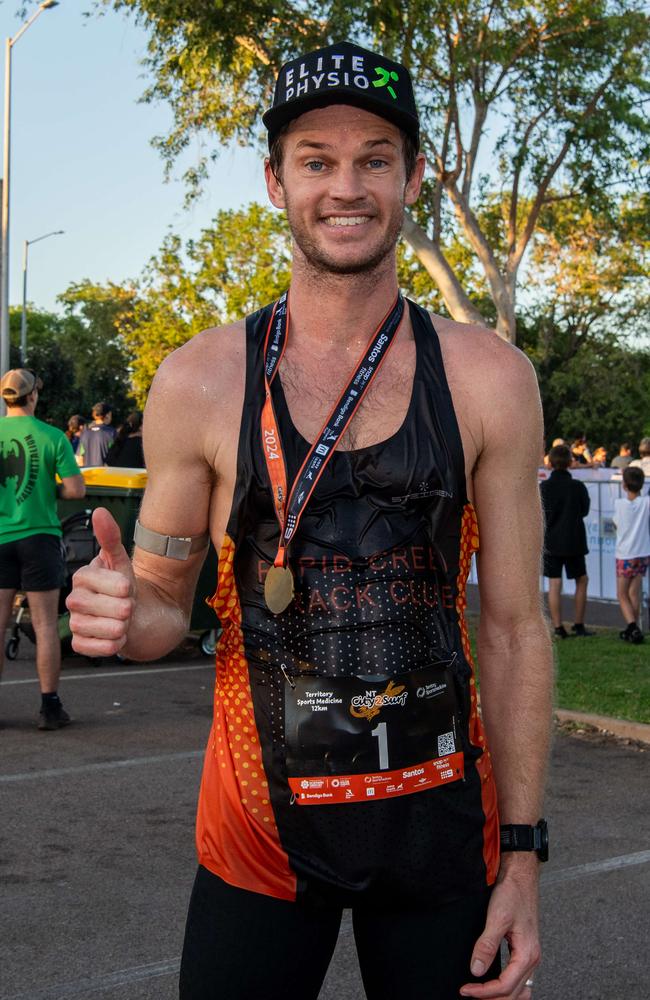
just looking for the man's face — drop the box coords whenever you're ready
[265,105,424,276]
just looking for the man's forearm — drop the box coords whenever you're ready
[477,615,554,825]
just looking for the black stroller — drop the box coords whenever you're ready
[4,509,99,661]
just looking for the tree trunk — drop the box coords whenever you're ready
[401,213,489,329]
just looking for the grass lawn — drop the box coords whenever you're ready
[552,629,650,724]
[467,622,650,725]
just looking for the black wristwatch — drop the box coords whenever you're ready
[500,819,549,862]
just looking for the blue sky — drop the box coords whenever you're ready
[1,1,269,313]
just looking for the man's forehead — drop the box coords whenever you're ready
[286,104,402,143]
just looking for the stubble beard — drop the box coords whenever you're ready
[284,194,405,279]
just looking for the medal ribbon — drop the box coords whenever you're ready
[261,289,405,569]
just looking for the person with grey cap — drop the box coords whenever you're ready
[67,39,550,1000]
[0,369,85,729]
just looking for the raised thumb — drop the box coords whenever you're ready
[92,507,131,574]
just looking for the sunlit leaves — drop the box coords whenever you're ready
[122,203,291,402]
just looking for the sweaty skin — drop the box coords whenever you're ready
[68,105,552,1000]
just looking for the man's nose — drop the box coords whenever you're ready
[327,164,368,202]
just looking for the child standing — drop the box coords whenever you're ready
[613,466,650,643]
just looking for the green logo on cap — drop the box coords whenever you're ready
[373,67,399,100]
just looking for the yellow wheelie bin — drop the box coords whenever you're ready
[58,467,219,650]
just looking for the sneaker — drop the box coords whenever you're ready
[629,626,644,645]
[38,703,72,731]
[554,626,569,639]
[571,624,595,637]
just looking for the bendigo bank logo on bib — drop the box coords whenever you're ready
[350,679,407,722]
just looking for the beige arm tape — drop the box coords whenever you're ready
[133,520,209,560]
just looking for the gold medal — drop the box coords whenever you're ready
[264,565,295,614]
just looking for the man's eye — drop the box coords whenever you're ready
[306,160,325,171]
[368,159,388,168]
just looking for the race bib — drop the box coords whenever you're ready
[284,660,464,805]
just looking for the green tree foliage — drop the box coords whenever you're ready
[104,0,650,341]
[523,321,650,450]
[8,308,78,427]
[58,280,137,417]
[8,283,137,427]
[125,204,291,403]
[519,190,650,449]
[527,193,649,330]
[519,191,650,445]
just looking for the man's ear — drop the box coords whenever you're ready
[265,158,286,209]
[404,153,426,207]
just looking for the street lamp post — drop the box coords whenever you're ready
[0,1,59,393]
[20,228,64,364]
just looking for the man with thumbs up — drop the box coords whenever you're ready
[67,38,551,1000]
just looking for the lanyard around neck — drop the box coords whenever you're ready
[260,289,405,571]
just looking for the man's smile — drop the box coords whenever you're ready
[322,215,373,228]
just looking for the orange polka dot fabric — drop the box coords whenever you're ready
[456,504,482,748]
[455,504,499,883]
[195,534,296,900]
[210,538,270,813]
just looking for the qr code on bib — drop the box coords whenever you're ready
[437,732,456,756]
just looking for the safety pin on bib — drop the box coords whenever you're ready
[280,663,295,689]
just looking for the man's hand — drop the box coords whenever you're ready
[66,507,135,657]
[460,859,541,1000]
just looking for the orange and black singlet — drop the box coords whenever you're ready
[196,298,499,905]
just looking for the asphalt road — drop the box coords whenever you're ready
[1,644,648,1000]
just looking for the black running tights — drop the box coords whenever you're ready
[179,866,500,1000]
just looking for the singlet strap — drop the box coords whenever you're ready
[407,300,469,507]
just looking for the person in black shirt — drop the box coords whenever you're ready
[540,444,593,638]
[106,410,145,468]
[570,438,592,467]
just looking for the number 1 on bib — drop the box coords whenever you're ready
[371,722,389,770]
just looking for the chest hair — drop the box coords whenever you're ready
[279,342,416,451]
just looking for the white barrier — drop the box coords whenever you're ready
[469,467,648,603]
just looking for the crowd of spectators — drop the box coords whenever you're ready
[63,402,145,468]
[543,435,650,472]
[540,436,650,643]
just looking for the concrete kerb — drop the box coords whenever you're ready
[475,685,650,746]
[554,708,650,745]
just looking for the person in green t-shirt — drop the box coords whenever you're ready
[1,369,85,729]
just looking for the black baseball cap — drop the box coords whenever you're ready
[263,41,419,149]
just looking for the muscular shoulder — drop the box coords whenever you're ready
[149,320,246,408]
[144,319,246,475]
[433,313,535,393]
[431,313,540,456]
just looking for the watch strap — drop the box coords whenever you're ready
[500,820,549,861]
[134,520,209,560]
[500,824,536,851]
